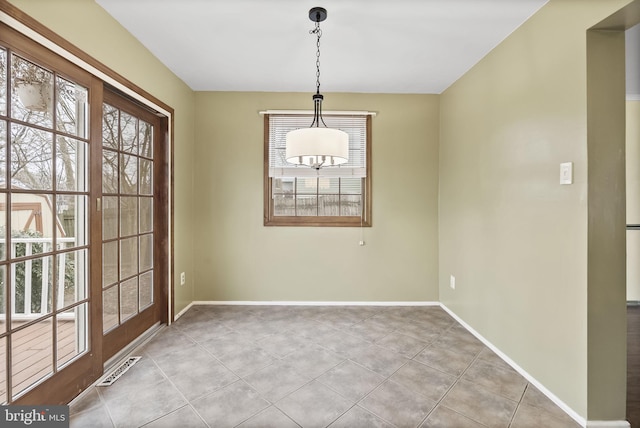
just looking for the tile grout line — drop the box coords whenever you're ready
[415,347,488,428]
[92,386,118,428]
[262,307,392,427]
[156,306,560,428]
[318,310,459,427]
[416,322,528,426]
[507,383,531,428]
[142,346,213,428]
[196,314,330,426]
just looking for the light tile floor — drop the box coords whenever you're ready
[69,305,581,428]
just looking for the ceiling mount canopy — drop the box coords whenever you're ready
[285,6,349,170]
[309,6,327,22]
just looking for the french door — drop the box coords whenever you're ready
[0,22,169,404]
[100,89,167,362]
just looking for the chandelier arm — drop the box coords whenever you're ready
[318,96,327,127]
[310,96,318,127]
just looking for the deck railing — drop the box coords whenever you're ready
[4,237,77,320]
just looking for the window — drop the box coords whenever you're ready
[264,113,372,227]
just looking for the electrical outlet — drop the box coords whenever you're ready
[359,240,365,246]
[450,275,456,290]
[180,272,186,286]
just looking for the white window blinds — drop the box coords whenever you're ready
[268,114,367,178]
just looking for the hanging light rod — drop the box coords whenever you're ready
[285,6,349,170]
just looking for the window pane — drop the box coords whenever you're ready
[10,124,53,191]
[273,178,294,195]
[318,177,339,194]
[120,112,137,153]
[102,104,118,150]
[57,303,87,369]
[102,150,118,193]
[296,177,317,195]
[120,196,138,237]
[318,195,340,216]
[341,195,362,216]
[120,237,138,280]
[296,196,317,216]
[139,197,153,233]
[120,277,137,322]
[0,192,5,260]
[10,214,52,257]
[56,136,87,191]
[56,249,87,309]
[139,271,153,311]
[0,48,6,116]
[12,317,52,398]
[265,115,370,225]
[0,120,6,188]
[102,241,117,287]
[340,178,362,195]
[11,255,54,321]
[11,54,53,128]
[139,159,152,196]
[102,196,118,241]
[103,285,118,333]
[0,336,5,404]
[139,234,153,273]
[120,154,137,194]
[0,265,5,333]
[139,120,153,158]
[56,77,88,138]
[56,195,88,249]
[273,194,294,216]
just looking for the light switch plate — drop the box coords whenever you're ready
[560,162,573,185]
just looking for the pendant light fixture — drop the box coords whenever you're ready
[286,7,349,170]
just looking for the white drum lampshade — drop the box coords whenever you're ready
[286,127,349,169]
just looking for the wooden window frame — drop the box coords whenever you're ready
[263,114,372,227]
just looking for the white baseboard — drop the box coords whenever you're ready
[174,301,195,320]
[439,303,588,428]
[586,422,630,428]
[191,300,440,306]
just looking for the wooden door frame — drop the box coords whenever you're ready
[0,0,175,405]
[100,88,168,363]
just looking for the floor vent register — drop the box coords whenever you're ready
[96,356,141,387]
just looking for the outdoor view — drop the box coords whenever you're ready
[0,47,89,402]
[268,115,367,218]
[101,101,154,334]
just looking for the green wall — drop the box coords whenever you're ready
[193,92,440,302]
[439,0,632,420]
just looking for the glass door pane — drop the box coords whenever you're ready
[0,48,90,401]
[101,101,155,335]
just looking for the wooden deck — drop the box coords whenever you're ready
[0,319,78,401]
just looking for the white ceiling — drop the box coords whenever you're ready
[95,0,551,94]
